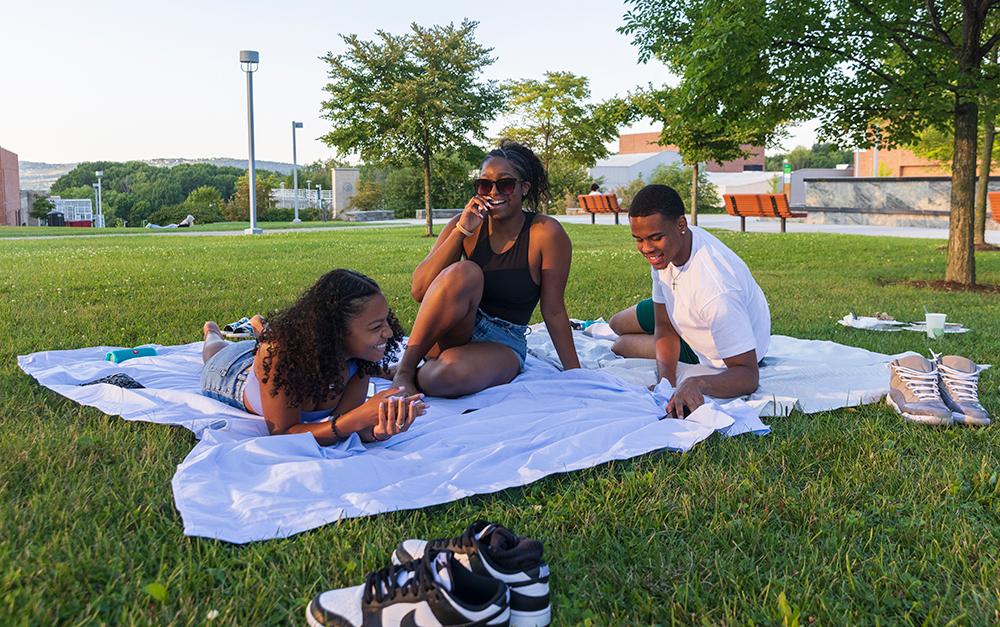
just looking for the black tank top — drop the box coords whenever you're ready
[468,212,540,326]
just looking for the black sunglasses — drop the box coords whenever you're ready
[474,177,521,196]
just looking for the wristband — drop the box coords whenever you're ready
[331,415,346,441]
[455,223,474,238]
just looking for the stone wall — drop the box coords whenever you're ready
[801,176,1000,229]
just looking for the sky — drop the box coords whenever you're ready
[0,0,817,165]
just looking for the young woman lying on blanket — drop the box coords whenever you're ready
[200,269,426,445]
[391,140,581,398]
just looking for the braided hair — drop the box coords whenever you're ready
[257,269,404,408]
[483,139,551,211]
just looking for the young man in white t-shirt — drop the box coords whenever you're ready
[627,184,771,417]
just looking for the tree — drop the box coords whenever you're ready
[649,163,721,212]
[226,173,279,222]
[622,0,1000,285]
[320,20,503,236]
[499,72,621,208]
[182,186,225,223]
[30,197,54,221]
[629,83,784,226]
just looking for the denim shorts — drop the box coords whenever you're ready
[469,309,528,371]
[200,340,256,410]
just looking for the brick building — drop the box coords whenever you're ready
[617,132,766,172]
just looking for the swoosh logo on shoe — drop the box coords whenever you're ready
[399,609,421,627]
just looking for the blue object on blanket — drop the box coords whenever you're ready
[105,346,158,363]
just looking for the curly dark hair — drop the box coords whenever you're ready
[483,139,551,211]
[257,269,404,409]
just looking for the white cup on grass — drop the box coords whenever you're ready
[925,312,946,339]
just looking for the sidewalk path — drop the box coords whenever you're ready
[5,214,999,244]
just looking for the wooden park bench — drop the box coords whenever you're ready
[723,193,807,233]
[577,193,623,224]
[989,191,1000,223]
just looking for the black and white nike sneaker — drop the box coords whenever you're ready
[392,522,551,627]
[306,550,510,627]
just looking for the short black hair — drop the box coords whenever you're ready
[590,183,600,192]
[628,184,685,220]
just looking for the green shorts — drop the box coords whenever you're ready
[633,298,699,365]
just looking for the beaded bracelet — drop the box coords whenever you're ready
[331,415,346,441]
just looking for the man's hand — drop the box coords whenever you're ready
[665,378,704,418]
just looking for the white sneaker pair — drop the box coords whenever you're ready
[887,353,991,426]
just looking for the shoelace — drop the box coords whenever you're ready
[938,363,981,403]
[363,555,434,605]
[891,364,942,400]
[426,521,490,553]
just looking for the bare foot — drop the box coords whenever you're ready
[391,369,420,396]
[203,321,223,340]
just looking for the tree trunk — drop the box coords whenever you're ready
[974,106,995,246]
[945,99,977,285]
[422,150,434,237]
[690,162,699,226]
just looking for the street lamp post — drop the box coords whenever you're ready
[316,183,323,220]
[240,50,263,235]
[292,121,303,222]
[95,170,103,227]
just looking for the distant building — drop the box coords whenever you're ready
[589,132,769,192]
[0,146,21,225]
[588,151,683,191]
[50,197,94,224]
[616,132,766,172]
[853,146,999,177]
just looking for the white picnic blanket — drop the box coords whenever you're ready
[18,343,769,543]
[527,324,897,415]
[17,329,893,544]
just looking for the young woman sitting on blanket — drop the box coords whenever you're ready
[200,269,425,445]
[391,140,581,398]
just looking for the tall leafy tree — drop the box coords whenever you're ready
[622,0,797,225]
[320,20,503,236]
[500,72,622,207]
[622,0,1000,285]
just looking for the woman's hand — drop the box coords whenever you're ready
[455,195,490,236]
[371,392,427,441]
[342,387,426,442]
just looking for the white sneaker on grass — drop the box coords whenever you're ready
[936,355,991,427]
[306,550,510,627]
[392,521,551,627]
[886,355,954,426]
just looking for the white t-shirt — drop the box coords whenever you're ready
[651,226,770,368]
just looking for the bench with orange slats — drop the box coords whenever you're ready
[577,194,623,224]
[988,191,1000,223]
[723,193,807,233]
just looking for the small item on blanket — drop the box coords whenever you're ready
[838,313,970,334]
[80,373,146,389]
[105,346,158,363]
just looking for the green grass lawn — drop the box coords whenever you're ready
[0,220,394,238]
[1,226,998,624]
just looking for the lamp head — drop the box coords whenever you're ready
[293,121,303,129]
[239,50,259,72]
[95,170,103,177]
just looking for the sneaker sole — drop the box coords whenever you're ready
[304,600,324,627]
[886,395,953,426]
[951,412,992,427]
[511,606,551,627]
